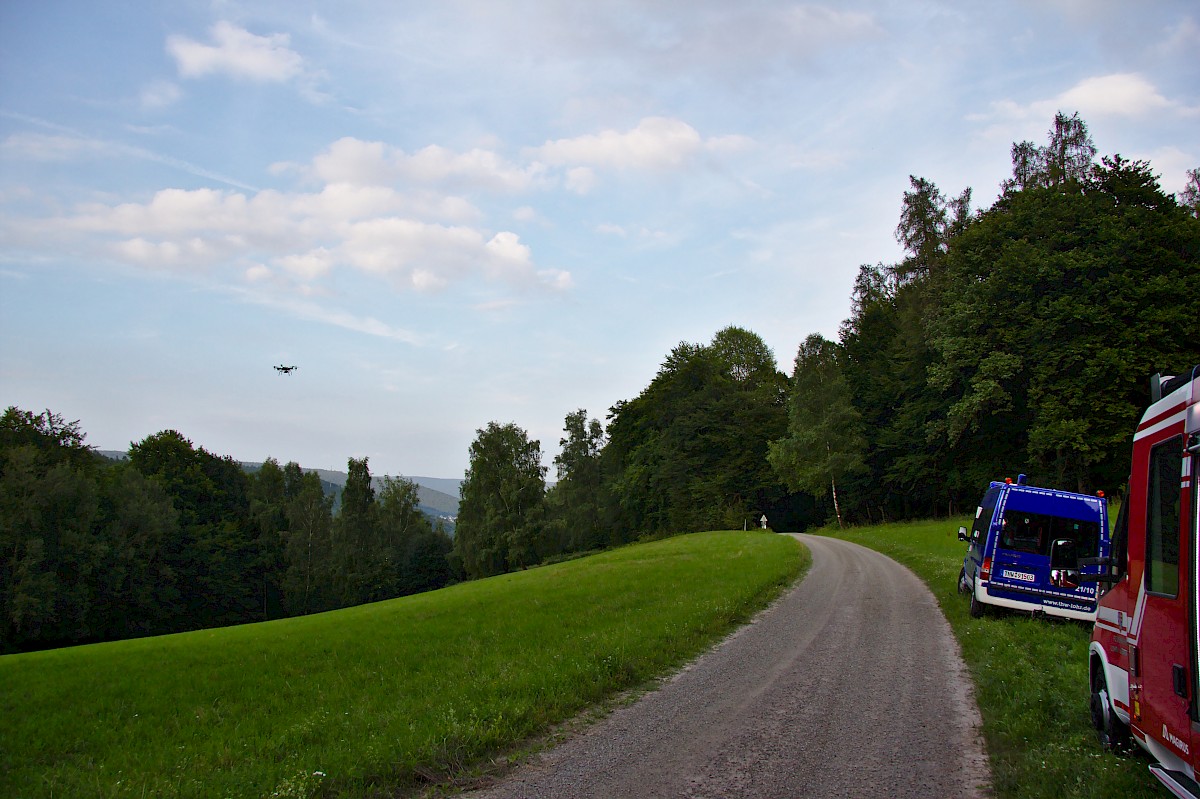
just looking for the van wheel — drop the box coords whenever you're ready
[1090,667,1130,751]
[957,567,968,594]
[969,576,985,618]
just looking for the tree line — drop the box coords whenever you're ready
[4,112,1197,646]
[0,413,453,653]
[452,112,1199,576]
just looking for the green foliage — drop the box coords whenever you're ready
[455,422,548,578]
[330,456,377,605]
[830,113,1199,522]
[1,411,456,653]
[1004,111,1097,193]
[602,327,791,539]
[0,530,803,799]
[768,334,866,527]
[929,154,1200,492]
[129,430,259,629]
[0,408,180,651]
[280,464,334,616]
[545,409,608,554]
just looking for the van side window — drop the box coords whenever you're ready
[971,488,1000,540]
[1146,436,1183,597]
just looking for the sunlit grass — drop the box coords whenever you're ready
[0,530,804,799]
[824,518,1159,799]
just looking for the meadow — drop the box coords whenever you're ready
[0,530,803,799]
[3,518,1172,799]
[825,518,1161,799]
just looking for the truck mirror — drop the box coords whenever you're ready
[1076,555,1122,584]
[1078,573,1122,585]
[957,526,969,542]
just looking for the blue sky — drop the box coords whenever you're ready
[2,1,1197,479]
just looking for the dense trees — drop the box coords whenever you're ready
[768,334,866,528]
[454,422,548,579]
[821,113,1200,522]
[545,409,607,554]
[1,409,178,649]
[0,414,455,653]
[602,327,793,539]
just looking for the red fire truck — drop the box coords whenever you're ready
[1089,365,1200,797]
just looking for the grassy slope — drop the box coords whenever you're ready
[0,531,804,799]
[824,518,1160,799]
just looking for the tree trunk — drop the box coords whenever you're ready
[831,476,843,529]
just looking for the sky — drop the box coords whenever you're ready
[1,1,1197,480]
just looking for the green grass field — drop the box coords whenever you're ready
[824,518,1161,799]
[0,530,804,799]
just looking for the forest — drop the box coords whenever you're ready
[3,112,1199,650]
[0,417,454,653]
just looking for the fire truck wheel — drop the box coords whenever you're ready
[1090,668,1130,751]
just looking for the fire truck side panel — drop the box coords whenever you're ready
[1132,404,1192,768]
[1092,367,1200,797]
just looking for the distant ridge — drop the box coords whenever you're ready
[97,451,461,518]
[310,468,460,517]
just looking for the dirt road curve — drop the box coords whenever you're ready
[462,534,991,799]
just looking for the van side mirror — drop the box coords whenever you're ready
[957,526,969,542]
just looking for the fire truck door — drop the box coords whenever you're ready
[1138,436,1191,760]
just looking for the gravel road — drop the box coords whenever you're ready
[462,533,991,799]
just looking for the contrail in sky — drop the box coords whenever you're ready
[0,109,261,193]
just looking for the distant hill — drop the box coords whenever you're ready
[98,451,460,521]
[309,468,460,518]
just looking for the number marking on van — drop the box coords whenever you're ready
[1001,569,1036,583]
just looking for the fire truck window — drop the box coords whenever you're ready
[1106,496,1128,589]
[1146,436,1183,597]
[998,509,1100,558]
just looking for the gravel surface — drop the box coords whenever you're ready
[461,533,992,798]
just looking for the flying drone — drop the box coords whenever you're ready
[274,364,298,374]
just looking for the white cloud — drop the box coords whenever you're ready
[274,249,334,280]
[61,179,569,293]
[140,80,182,109]
[512,206,545,224]
[538,268,573,290]
[1143,146,1198,195]
[113,236,218,268]
[1057,73,1173,118]
[167,21,304,82]
[293,136,543,192]
[597,223,627,237]
[975,73,1189,127]
[537,117,705,171]
[565,166,596,194]
[244,264,272,282]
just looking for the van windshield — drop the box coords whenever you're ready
[998,509,1100,559]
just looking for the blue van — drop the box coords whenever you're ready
[956,475,1109,621]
